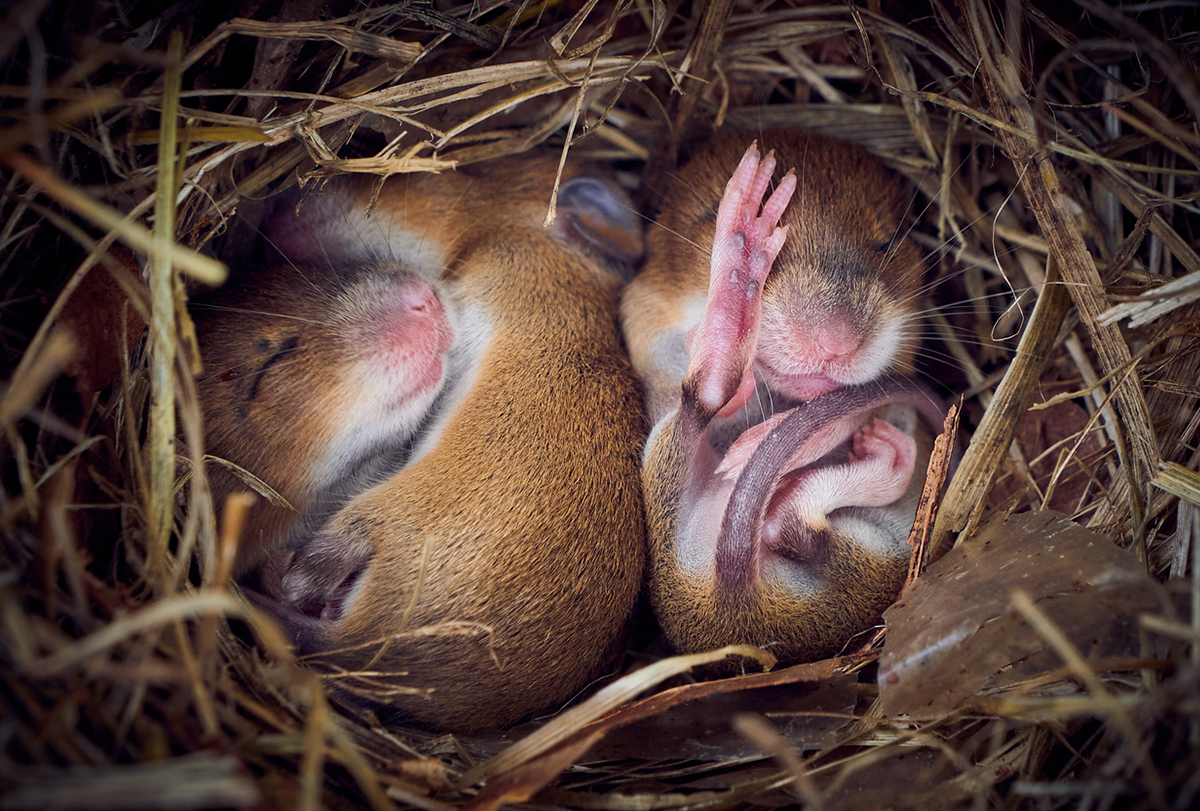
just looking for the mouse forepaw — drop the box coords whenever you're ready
[711,146,795,281]
[845,418,917,506]
[261,530,373,626]
[764,417,917,541]
[683,145,798,420]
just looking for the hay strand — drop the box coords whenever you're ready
[930,261,1070,553]
[145,29,183,579]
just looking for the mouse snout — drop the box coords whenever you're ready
[811,324,862,363]
[397,280,441,317]
[759,307,866,369]
[351,272,454,368]
[385,277,453,355]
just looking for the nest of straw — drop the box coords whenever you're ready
[2,0,1198,808]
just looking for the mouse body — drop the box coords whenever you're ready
[197,156,647,730]
[622,130,944,664]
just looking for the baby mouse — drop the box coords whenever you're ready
[622,130,946,665]
[201,155,647,731]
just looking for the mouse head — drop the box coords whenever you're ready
[194,260,452,572]
[655,130,924,403]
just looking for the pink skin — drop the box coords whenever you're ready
[369,277,453,391]
[760,419,916,550]
[682,144,916,554]
[685,145,797,418]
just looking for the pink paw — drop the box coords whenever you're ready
[684,143,797,419]
[847,418,918,507]
[761,417,917,559]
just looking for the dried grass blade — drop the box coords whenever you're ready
[1104,102,1200,170]
[1089,168,1200,278]
[457,644,774,788]
[1075,0,1200,121]
[672,0,734,134]
[462,729,607,811]
[544,49,603,227]
[386,784,458,811]
[541,773,797,810]
[878,34,939,165]
[129,125,271,145]
[172,617,218,737]
[586,651,867,736]
[0,89,122,154]
[0,751,260,811]
[0,328,74,430]
[549,0,603,56]
[225,18,422,64]
[356,57,649,110]
[146,30,184,579]
[958,0,1159,489]
[1152,462,1200,506]
[19,590,289,678]
[397,4,501,49]
[321,692,399,811]
[299,681,329,811]
[1138,614,1200,645]
[931,267,1070,553]
[0,152,226,285]
[190,455,292,509]
[1010,590,1166,807]
[733,714,825,809]
[1099,269,1200,328]
[905,404,958,584]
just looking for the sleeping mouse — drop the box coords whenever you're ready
[622,130,947,665]
[196,155,647,730]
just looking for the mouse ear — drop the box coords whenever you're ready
[553,176,644,276]
[260,183,382,268]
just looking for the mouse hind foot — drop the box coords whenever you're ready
[683,143,797,421]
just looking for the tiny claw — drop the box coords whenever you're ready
[745,149,778,217]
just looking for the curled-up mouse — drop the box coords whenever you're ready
[195,155,647,731]
[622,130,948,665]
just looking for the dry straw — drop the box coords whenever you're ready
[1,0,1197,808]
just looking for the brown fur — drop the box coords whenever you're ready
[195,266,378,574]
[643,413,930,664]
[318,236,645,728]
[625,130,923,418]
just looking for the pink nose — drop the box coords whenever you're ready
[399,283,443,318]
[813,326,861,362]
[374,276,454,357]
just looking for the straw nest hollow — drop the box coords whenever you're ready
[1,0,1198,809]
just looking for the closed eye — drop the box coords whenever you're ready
[247,335,300,403]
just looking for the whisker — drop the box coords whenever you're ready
[641,173,713,256]
[190,302,330,326]
[647,220,708,254]
[662,169,718,222]
[881,164,941,275]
